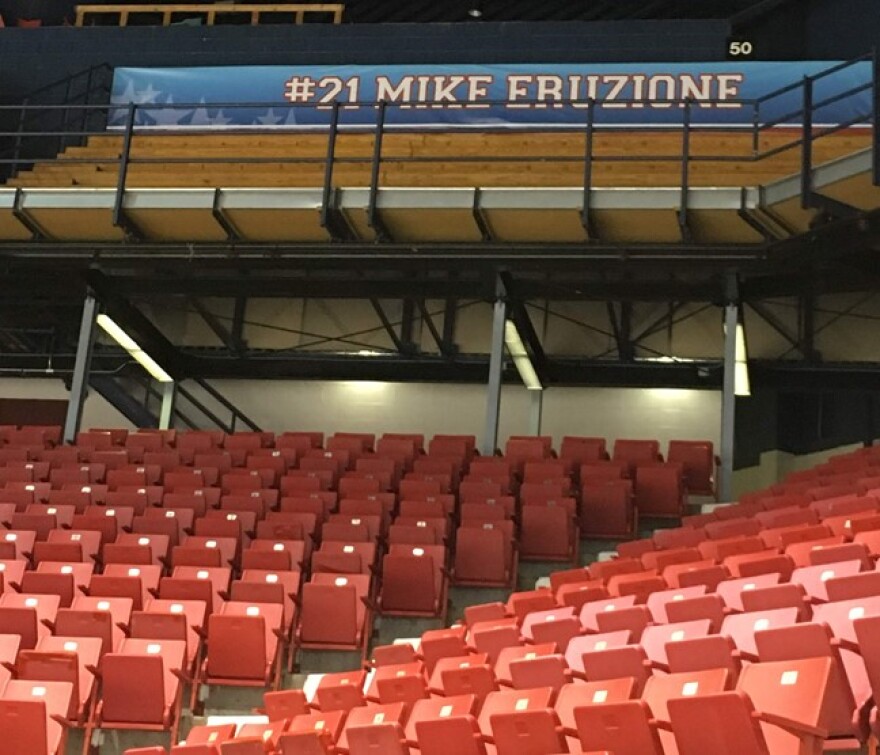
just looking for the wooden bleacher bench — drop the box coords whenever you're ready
[74,3,344,27]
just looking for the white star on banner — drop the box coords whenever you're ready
[143,96,194,127]
[255,109,284,126]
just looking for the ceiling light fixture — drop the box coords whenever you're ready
[97,314,173,383]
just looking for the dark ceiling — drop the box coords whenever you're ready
[339,0,775,23]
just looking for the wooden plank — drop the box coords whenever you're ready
[74,3,344,26]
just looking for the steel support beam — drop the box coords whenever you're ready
[719,300,739,502]
[158,381,176,430]
[63,294,98,444]
[482,280,507,456]
[528,389,544,437]
[370,299,405,353]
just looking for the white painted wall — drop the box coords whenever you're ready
[0,377,134,430]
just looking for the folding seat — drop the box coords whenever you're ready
[338,702,409,754]
[716,573,781,611]
[613,438,662,473]
[664,593,726,632]
[171,566,232,610]
[507,653,569,694]
[458,480,504,504]
[420,625,470,674]
[645,585,707,623]
[719,607,800,661]
[203,601,285,693]
[235,570,299,632]
[634,463,685,518]
[652,525,704,550]
[740,582,811,620]
[0,557,26,587]
[580,478,636,538]
[259,511,317,542]
[578,595,637,632]
[459,500,514,523]
[178,536,236,569]
[280,473,330,496]
[519,503,579,563]
[523,460,569,483]
[9,511,56,541]
[606,570,667,604]
[560,436,607,465]
[0,592,60,649]
[784,536,850,568]
[243,540,305,572]
[563,630,630,677]
[663,561,729,591]
[854,528,880,558]
[519,481,572,504]
[399,496,455,518]
[642,548,705,576]
[667,440,715,497]
[61,483,108,505]
[413,714,485,755]
[826,511,880,537]
[19,570,79,608]
[494,643,557,687]
[428,434,475,457]
[469,619,521,665]
[704,517,762,539]
[724,550,795,581]
[311,669,367,713]
[47,529,101,564]
[477,686,555,738]
[105,489,151,516]
[824,569,880,602]
[316,541,376,574]
[522,608,581,651]
[387,522,443,546]
[666,634,741,682]
[715,501,764,520]
[375,546,447,621]
[738,656,858,754]
[321,520,372,544]
[71,595,133,653]
[587,556,644,583]
[812,493,878,520]
[792,560,863,602]
[93,637,187,744]
[616,537,655,559]
[296,574,371,665]
[593,604,652,640]
[0,679,74,755]
[809,483,859,501]
[1,529,36,560]
[451,522,516,589]
[366,661,428,704]
[754,622,865,744]
[136,599,206,674]
[20,634,103,723]
[640,619,713,671]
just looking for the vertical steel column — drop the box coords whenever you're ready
[719,302,739,502]
[63,294,99,444]
[482,278,507,456]
[158,381,176,430]
[528,389,544,437]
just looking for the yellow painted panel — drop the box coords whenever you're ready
[223,208,328,242]
[28,208,123,241]
[382,209,482,242]
[126,209,226,241]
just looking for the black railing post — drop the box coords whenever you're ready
[751,99,760,155]
[580,98,596,239]
[113,102,136,229]
[11,97,30,177]
[367,99,386,238]
[801,76,814,208]
[678,98,692,240]
[59,77,73,154]
[873,47,879,186]
[320,100,341,232]
[81,65,96,142]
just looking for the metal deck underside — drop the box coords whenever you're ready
[1,149,875,247]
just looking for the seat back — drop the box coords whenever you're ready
[206,615,267,680]
[381,553,437,614]
[0,699,50,755]
[299,582,359,645]
[101,653,166,724]
[573,699,663,754]
[490,710,565,755]
[667,692,770,755]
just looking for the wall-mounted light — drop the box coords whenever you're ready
[734,321,750,396]
[96,314,173,383]
[504,320,543,391]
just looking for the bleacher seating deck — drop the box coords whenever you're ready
[74,3,345,27]
[1,425,880,752]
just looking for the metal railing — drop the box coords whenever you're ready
[0,52,875,241]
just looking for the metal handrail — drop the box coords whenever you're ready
[3,51,875,234]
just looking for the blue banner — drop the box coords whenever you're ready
[109,62,872,130]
